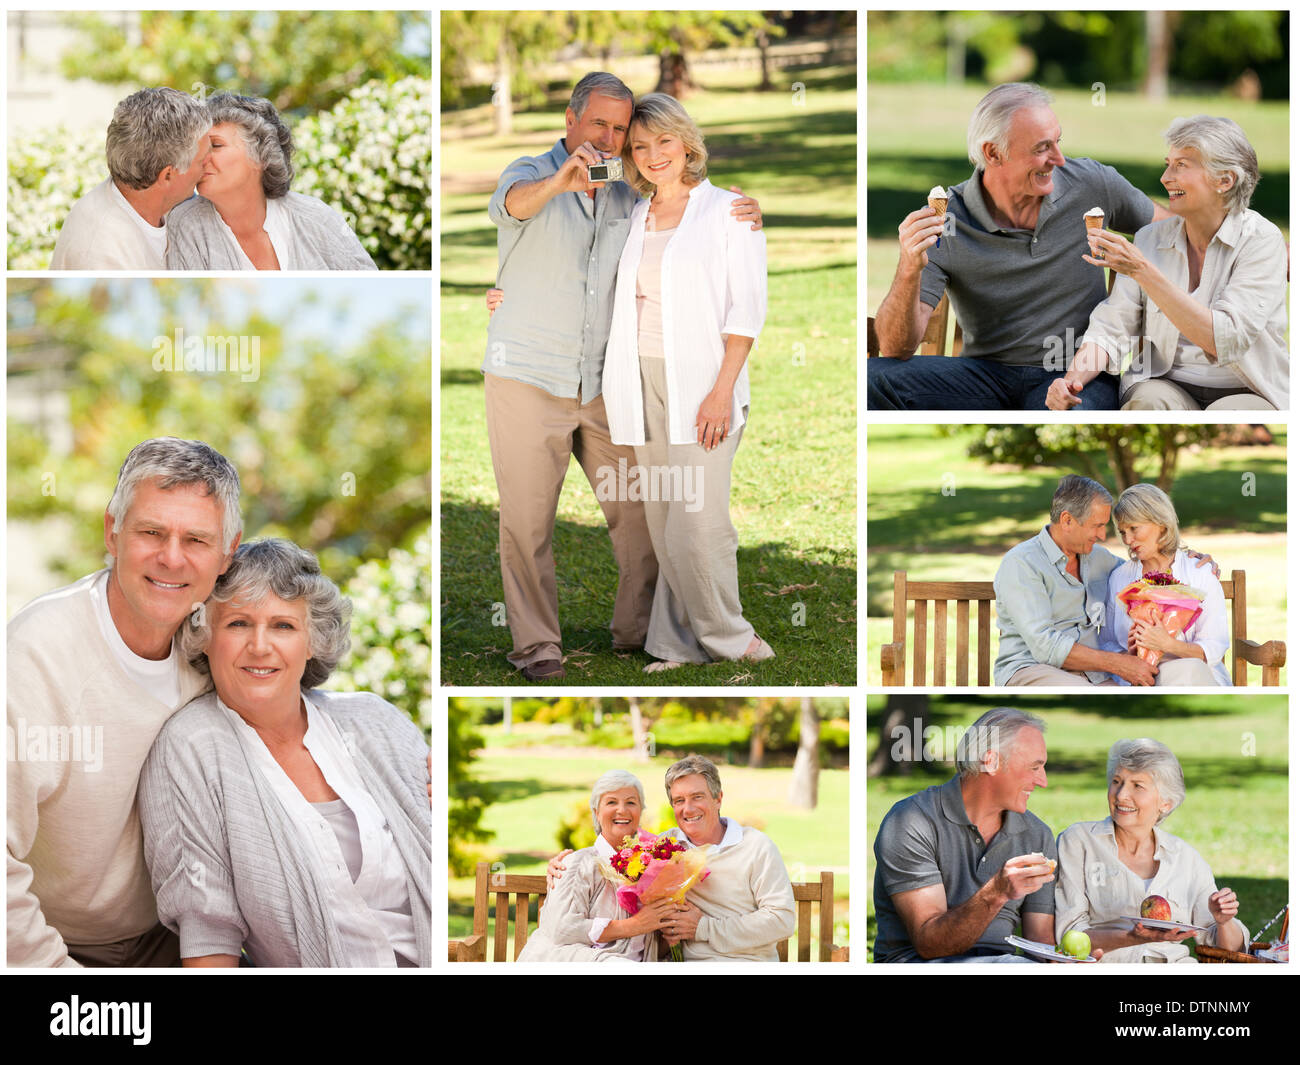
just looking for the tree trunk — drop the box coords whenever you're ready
[654,49,693,97]
[867,695,929,778]
[1143,11,1169,101]
[494,36,513,137]
[748,704,767,768]
[503,695,512,735]
[757,30,773,91]
[787,697,819,808]
[630,696,649,762]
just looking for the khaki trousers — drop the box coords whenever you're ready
[1120,378,1276,410]
[1006,664,1118,687]
[484,374,657,668]
[635,359,755,663]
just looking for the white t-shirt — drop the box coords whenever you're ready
[89,570,182,708]
[49,178,169,270]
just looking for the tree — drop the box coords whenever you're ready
[868,695,929,778]
[440,11,567,131]
[448,698,495,875]
[60,11,429,114]
[953,424,1239,494]
[787,697,821,808]
[638,12,782,96]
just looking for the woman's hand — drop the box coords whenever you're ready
[1083,229,1150,279]
[661,900,704,946]
[1131,618,1180,656]
[1046,377,1085,410]
[696,385,734,451]
[1131,921,1191,944]
[604,897,676,941]
[486,288,504,316]
[1208,888,1240,926]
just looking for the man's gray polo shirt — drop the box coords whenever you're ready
[872,775,1055,963]
[483,139,640,402]
[994,525,1122,685]
[919,157,1153,366]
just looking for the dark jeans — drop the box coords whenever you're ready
[868,355,1119,411]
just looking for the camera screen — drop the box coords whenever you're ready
[588,165,610,181]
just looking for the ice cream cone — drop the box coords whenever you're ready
[1084,215,1103,232]
[928,188,948,218]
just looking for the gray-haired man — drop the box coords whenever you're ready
[7,438,241,966]
[483,72,761,680]
[873,708,1059,962]
[50,87,212,270]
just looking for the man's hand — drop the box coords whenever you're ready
[1131,921,1191,944]
[991,854,1056,902]
[545,849,574,893]
[1046,377,1085,410]
[1185,548,1220,577]
[486,288,504,317]
[897,206,946,279]
[1112,654,1159,686]
[727,186,763,231]
[555,141,613,195]
[661,900,704,946]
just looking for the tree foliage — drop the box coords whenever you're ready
[448,698,494,876]
[59,11,430,114]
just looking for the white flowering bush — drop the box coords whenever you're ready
[294,76,431,271]
[8,76,430,271]
[7,128,104,268]
[331,534,431,734]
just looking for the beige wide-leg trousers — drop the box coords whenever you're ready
[484,374,657,669]
[634,358,755,663]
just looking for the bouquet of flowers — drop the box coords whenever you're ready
[1116,571,1205,667]
[600,830,712,961]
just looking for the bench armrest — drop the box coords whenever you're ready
[880,641,905,685]
[1236,638,1286,668]
[448,934,486,963]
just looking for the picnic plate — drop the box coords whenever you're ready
[1115,916,1207,935]
[1005,935,1098,962]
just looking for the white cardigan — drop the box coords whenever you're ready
[603,179,767,446]
[1080,210,1288,408]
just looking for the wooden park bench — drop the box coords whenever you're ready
[880,569,1286,687]
[450,860,849,962]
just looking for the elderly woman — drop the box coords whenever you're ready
[599,93,772,673]
[166,92,375,270]
[1101,483,1230,686]
[1047,116,1286,411]
[138,538,431,967]
[516,770,673,962]
[1055,739,1248,962]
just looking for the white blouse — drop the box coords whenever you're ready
[603,179,767,446]
[213,196,297,270]
[1102,550,1231,686]
[1055,818,1251,963]
[219,694,418,966]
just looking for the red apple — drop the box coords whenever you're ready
[1140,894,1172,922]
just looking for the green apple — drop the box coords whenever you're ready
[1059,929,1091,959]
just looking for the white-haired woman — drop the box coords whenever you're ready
[138,538,431,967]
[1047,116,1286,411]
[166,92,375,270]
[517,770,674,962]
[1101,483,1230,686]
[599,92,772,673]
[1055,739,1248,962]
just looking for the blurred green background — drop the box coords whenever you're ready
[867,693,1288,963]
[441,12,856,685]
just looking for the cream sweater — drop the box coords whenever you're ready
[6,571,210,966]
[675,820,796,963]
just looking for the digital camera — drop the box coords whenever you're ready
[587,157,623,183]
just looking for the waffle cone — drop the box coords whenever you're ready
[928,196,948,217]
[1084,215,1103,231]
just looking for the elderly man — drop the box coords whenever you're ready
[869,82,1172,410]
[873,708,1059,963]
[7,438,240,966]
[50,87,212,270]
[483,72,761,680]
[657,754,796,962]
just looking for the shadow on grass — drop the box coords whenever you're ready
[867,154,1290,239]
[441,498,856,686]
[487,776,575,804]
[868,692,1286,724]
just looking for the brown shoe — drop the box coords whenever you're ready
[521,658,565,681]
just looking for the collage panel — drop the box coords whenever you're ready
[439,10,857,686]
[447,694,850,965]
[866,10,1289,413]
[6,276,433,969]
[867,692,1288,965]
[867,423,1286,691]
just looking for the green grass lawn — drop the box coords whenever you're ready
[866,83,1290,328]
[866,425,1287,685]
[441,68,856,685]
[866,694,1289,962]
[449,733,850,961]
